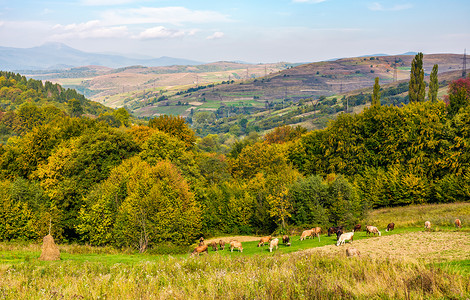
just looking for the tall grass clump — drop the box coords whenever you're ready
[0,251,468,299]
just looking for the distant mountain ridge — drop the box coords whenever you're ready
[0,42,204,71]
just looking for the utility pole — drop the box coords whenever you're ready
[393,57,398,82]
[463,49,467,78]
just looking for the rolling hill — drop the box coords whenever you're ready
[0,42,203,70]
[24,52,468,136]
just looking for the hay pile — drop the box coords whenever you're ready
[39,234,60,261]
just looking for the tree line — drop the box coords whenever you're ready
[0,54,469,253]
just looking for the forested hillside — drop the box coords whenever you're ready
[0,62,469,253]
[0,72,132,143]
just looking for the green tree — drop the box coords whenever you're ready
[429,64,439,103]
[34,127,139,239]
[148,115,196,149]
[409,52,425,102]
[112,107,130,127]
[68,98,83,118]
[267,188,291,230]
[447,78,470,116]
[79,157,201,250]
[289,175,329,226]
[372,77,381,107]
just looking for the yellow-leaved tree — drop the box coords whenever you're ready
[78,156,201,251]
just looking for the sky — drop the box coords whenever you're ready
[0,0,469,63]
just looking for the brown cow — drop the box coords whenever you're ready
[258,236,272,247]
[219,240,226,250]
[353,224,361,232]
[191,244,209,256]
[328,226,344,236]
[455,219,462,229]
[386,223,395,232]
[300,229,313,241]
[282,235,291,246]
[230,240,243,252]
[312,227,321,241]
[210,241,218,251]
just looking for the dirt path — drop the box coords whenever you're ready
[304,231,470,263]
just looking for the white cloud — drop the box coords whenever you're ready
[101,6,231,26]
[52,20,130,39]
[134,26,195,39]
[292,0,327,3]
[207,31,224,40]
[80,0,141,6]
[368,2,413,11]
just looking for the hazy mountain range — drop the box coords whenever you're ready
[0,42,204,71]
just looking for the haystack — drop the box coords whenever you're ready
[39,234,60,261]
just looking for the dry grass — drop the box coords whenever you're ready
[306,231,470,264]
[0,245,468,299]
[365,202,470,228]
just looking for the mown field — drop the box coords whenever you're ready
[0,203,469,299]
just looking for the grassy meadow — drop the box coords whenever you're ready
[0,203,469,299]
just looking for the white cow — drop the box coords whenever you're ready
[336,232,354,246]
[269,238,279,252]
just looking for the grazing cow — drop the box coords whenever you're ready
[327,226,343,237]
[269,238,279,252]
[300,229,314,241]
[312,227,321,241]
[353,224,362,232]
[327,227,336,237]
[258,235,272,247]
[219,240,226,250]
[282,235,291,246]
[336,232,354,246]
[191,244,209,256]
[424,221,431,230]
[198,237,204,246]
[386,223,395,232]
[346,247,360,257]
[230,240,243,252]
[366,226,381,236]
[455,219,462,229]
[210,241,218,251]
[336,229,343,241]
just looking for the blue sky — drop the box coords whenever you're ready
[0,0,469,63]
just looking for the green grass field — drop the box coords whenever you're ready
[0,203,469,299]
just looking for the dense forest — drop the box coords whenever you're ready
[0,65,469,253]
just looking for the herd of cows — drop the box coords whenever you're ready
[191,219,463,257]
